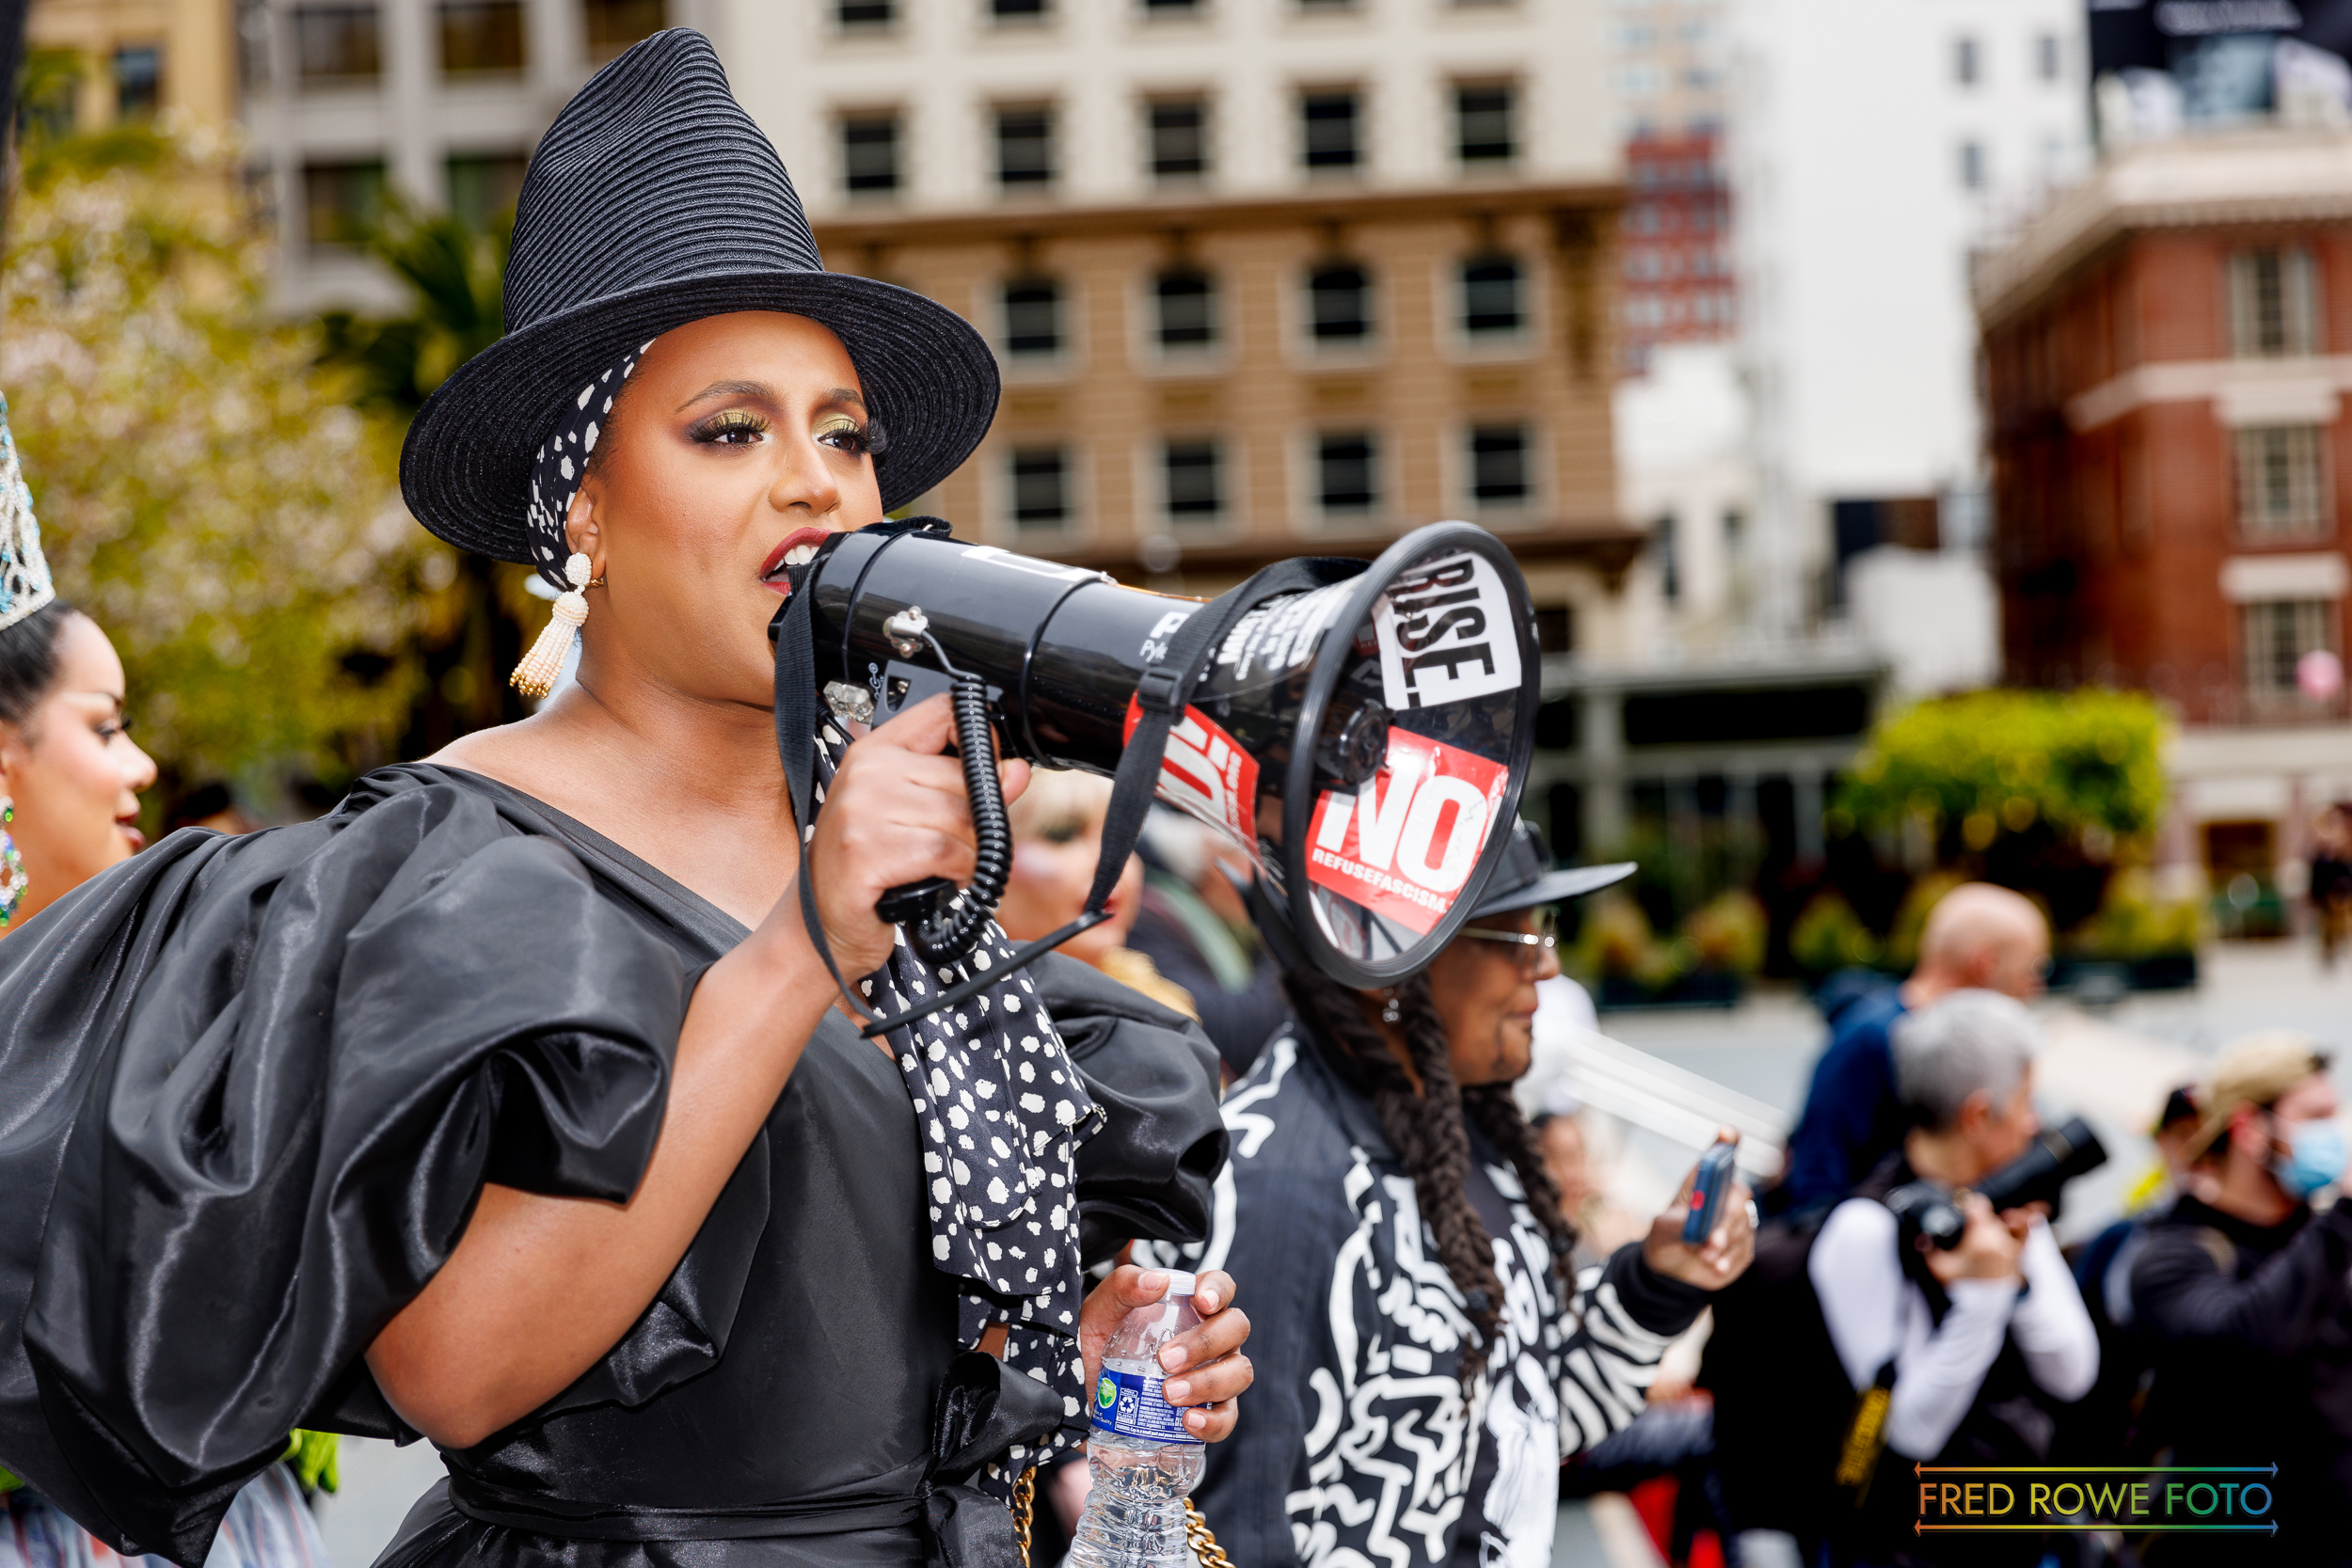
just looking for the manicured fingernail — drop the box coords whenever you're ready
[1160,1343,1189,1372]
[1138,1270,1167,1294]
[1200,1287,1220,1311]
[1185,1409,1208,1431]
[1165,1378,1192,1402]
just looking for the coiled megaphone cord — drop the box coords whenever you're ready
[892,625,1010,968]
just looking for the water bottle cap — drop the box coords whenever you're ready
[1161,1270,1197,1296]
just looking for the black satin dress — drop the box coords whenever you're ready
[0,766,1226,1568]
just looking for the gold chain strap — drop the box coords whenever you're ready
[1012,1463,1234,1568]
[1183,1497,1235,1568]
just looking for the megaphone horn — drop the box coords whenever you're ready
[771,518,1541,1034]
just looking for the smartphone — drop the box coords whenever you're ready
[1681,1137,1739,1245]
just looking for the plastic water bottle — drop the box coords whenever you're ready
[1069,1271,1207,1568]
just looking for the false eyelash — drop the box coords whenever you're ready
[691,408,770,443]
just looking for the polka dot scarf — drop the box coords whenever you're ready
[808,715,1107,1483]
[524,349,647,591]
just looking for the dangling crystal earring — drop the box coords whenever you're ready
[0,798,26,927]
[511,552,596,699]
[1380,989,1402,1026]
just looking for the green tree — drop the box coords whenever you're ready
[317,192,535,747]
[1831,689,2169,856]
[3,125,435,806]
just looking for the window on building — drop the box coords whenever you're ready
[1534,605,1574,655]
[2236,425,2329,538]
[304,157,387,249]
[1163,439,1223,520]
[1470,425,1531,506]
[1010,447,1072,532]
[2035,32,2060,82]
[1154,270,1217,349]
[1317,432,1379,515]
[996,106,1055,188]
[1300,91,1361,171]
[294,5,381,84]
[1460,256,1525,336]
[2231,247,2321,357]
[1655,513,1679,601]
[1143,0,1204,12]
[1953,35,1979,86]
[1308,263,1373,344]
[440,1,525,75]
[835,0,895,26]
[1958,139,1985,190]
[2243,598,2338,702]
[1148,99,1209,181]
[992,0,1048,20]
[584,0,666,60]
[446,151,528,227]
[1455,85,1516,165]
[237,0,273,93]
[112,46,162,119]
[1298,0,1359,10]
[842,115,900,196]
[1001,277,1064,357]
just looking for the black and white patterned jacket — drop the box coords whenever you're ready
[1176,1020,1707,1567]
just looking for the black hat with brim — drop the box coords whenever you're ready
[401,29,998,568]
[1467,820,1634,919]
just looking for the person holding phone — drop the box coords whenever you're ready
[1182,822,1757,1567]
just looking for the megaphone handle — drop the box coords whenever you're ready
[886,657,1014,968]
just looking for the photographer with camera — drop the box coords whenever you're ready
[2130,1034,2352,1561]
[1805,990,2098,1564]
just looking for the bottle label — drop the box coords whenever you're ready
[1090,1366,1204,1446]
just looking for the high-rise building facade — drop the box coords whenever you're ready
[713,0,1645,641]
[236,0,683,314]
[1730,0,2088,645]
[24,0,238,131]
[1979,129,2352,907]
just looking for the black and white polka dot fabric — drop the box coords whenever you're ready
[811,720,1106,1485]
[525,349,646,591]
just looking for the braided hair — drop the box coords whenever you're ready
[1283,963,1581,1385]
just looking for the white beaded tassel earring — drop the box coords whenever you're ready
[511,551,593,699]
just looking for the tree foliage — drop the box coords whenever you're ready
[2,125,439,798]
[1831,689,2169,851]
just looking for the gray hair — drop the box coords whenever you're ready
[1892,989,2039,1132]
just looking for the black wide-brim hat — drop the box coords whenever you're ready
[401,29,999,574]
[1467,821,1633,919]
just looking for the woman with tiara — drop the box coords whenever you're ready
[0,30,1246,1568]
[0,407,337,1568]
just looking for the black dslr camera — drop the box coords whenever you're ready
[1885,1117,2108,1250]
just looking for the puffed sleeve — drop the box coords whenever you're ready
[1030,954,1229,1265]
[0,781,698,1566]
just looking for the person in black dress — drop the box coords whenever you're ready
[0,31,1248,1568]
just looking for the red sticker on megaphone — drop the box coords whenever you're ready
[1123,698,1260,847]
[1304,731,1509,934]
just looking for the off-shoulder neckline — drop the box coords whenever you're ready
[353,761,755,954]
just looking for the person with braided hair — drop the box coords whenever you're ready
[1182,822,1757,1567]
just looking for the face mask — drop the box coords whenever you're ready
[2271,1117,2349,1200]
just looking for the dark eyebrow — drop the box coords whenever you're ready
[822,388,866,411]
[675,379,771,412]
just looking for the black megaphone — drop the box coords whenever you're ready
[771,517,1539,1028]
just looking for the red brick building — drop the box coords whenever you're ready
[1977,130,2352,896]
[1618,130,1733,375]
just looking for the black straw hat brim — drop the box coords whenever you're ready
[1469,862,1636,918]
[401,270,1000,562]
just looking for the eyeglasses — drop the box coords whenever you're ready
[1458,912,1560,974]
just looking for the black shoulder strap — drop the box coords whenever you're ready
[772,552,1365,1041]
